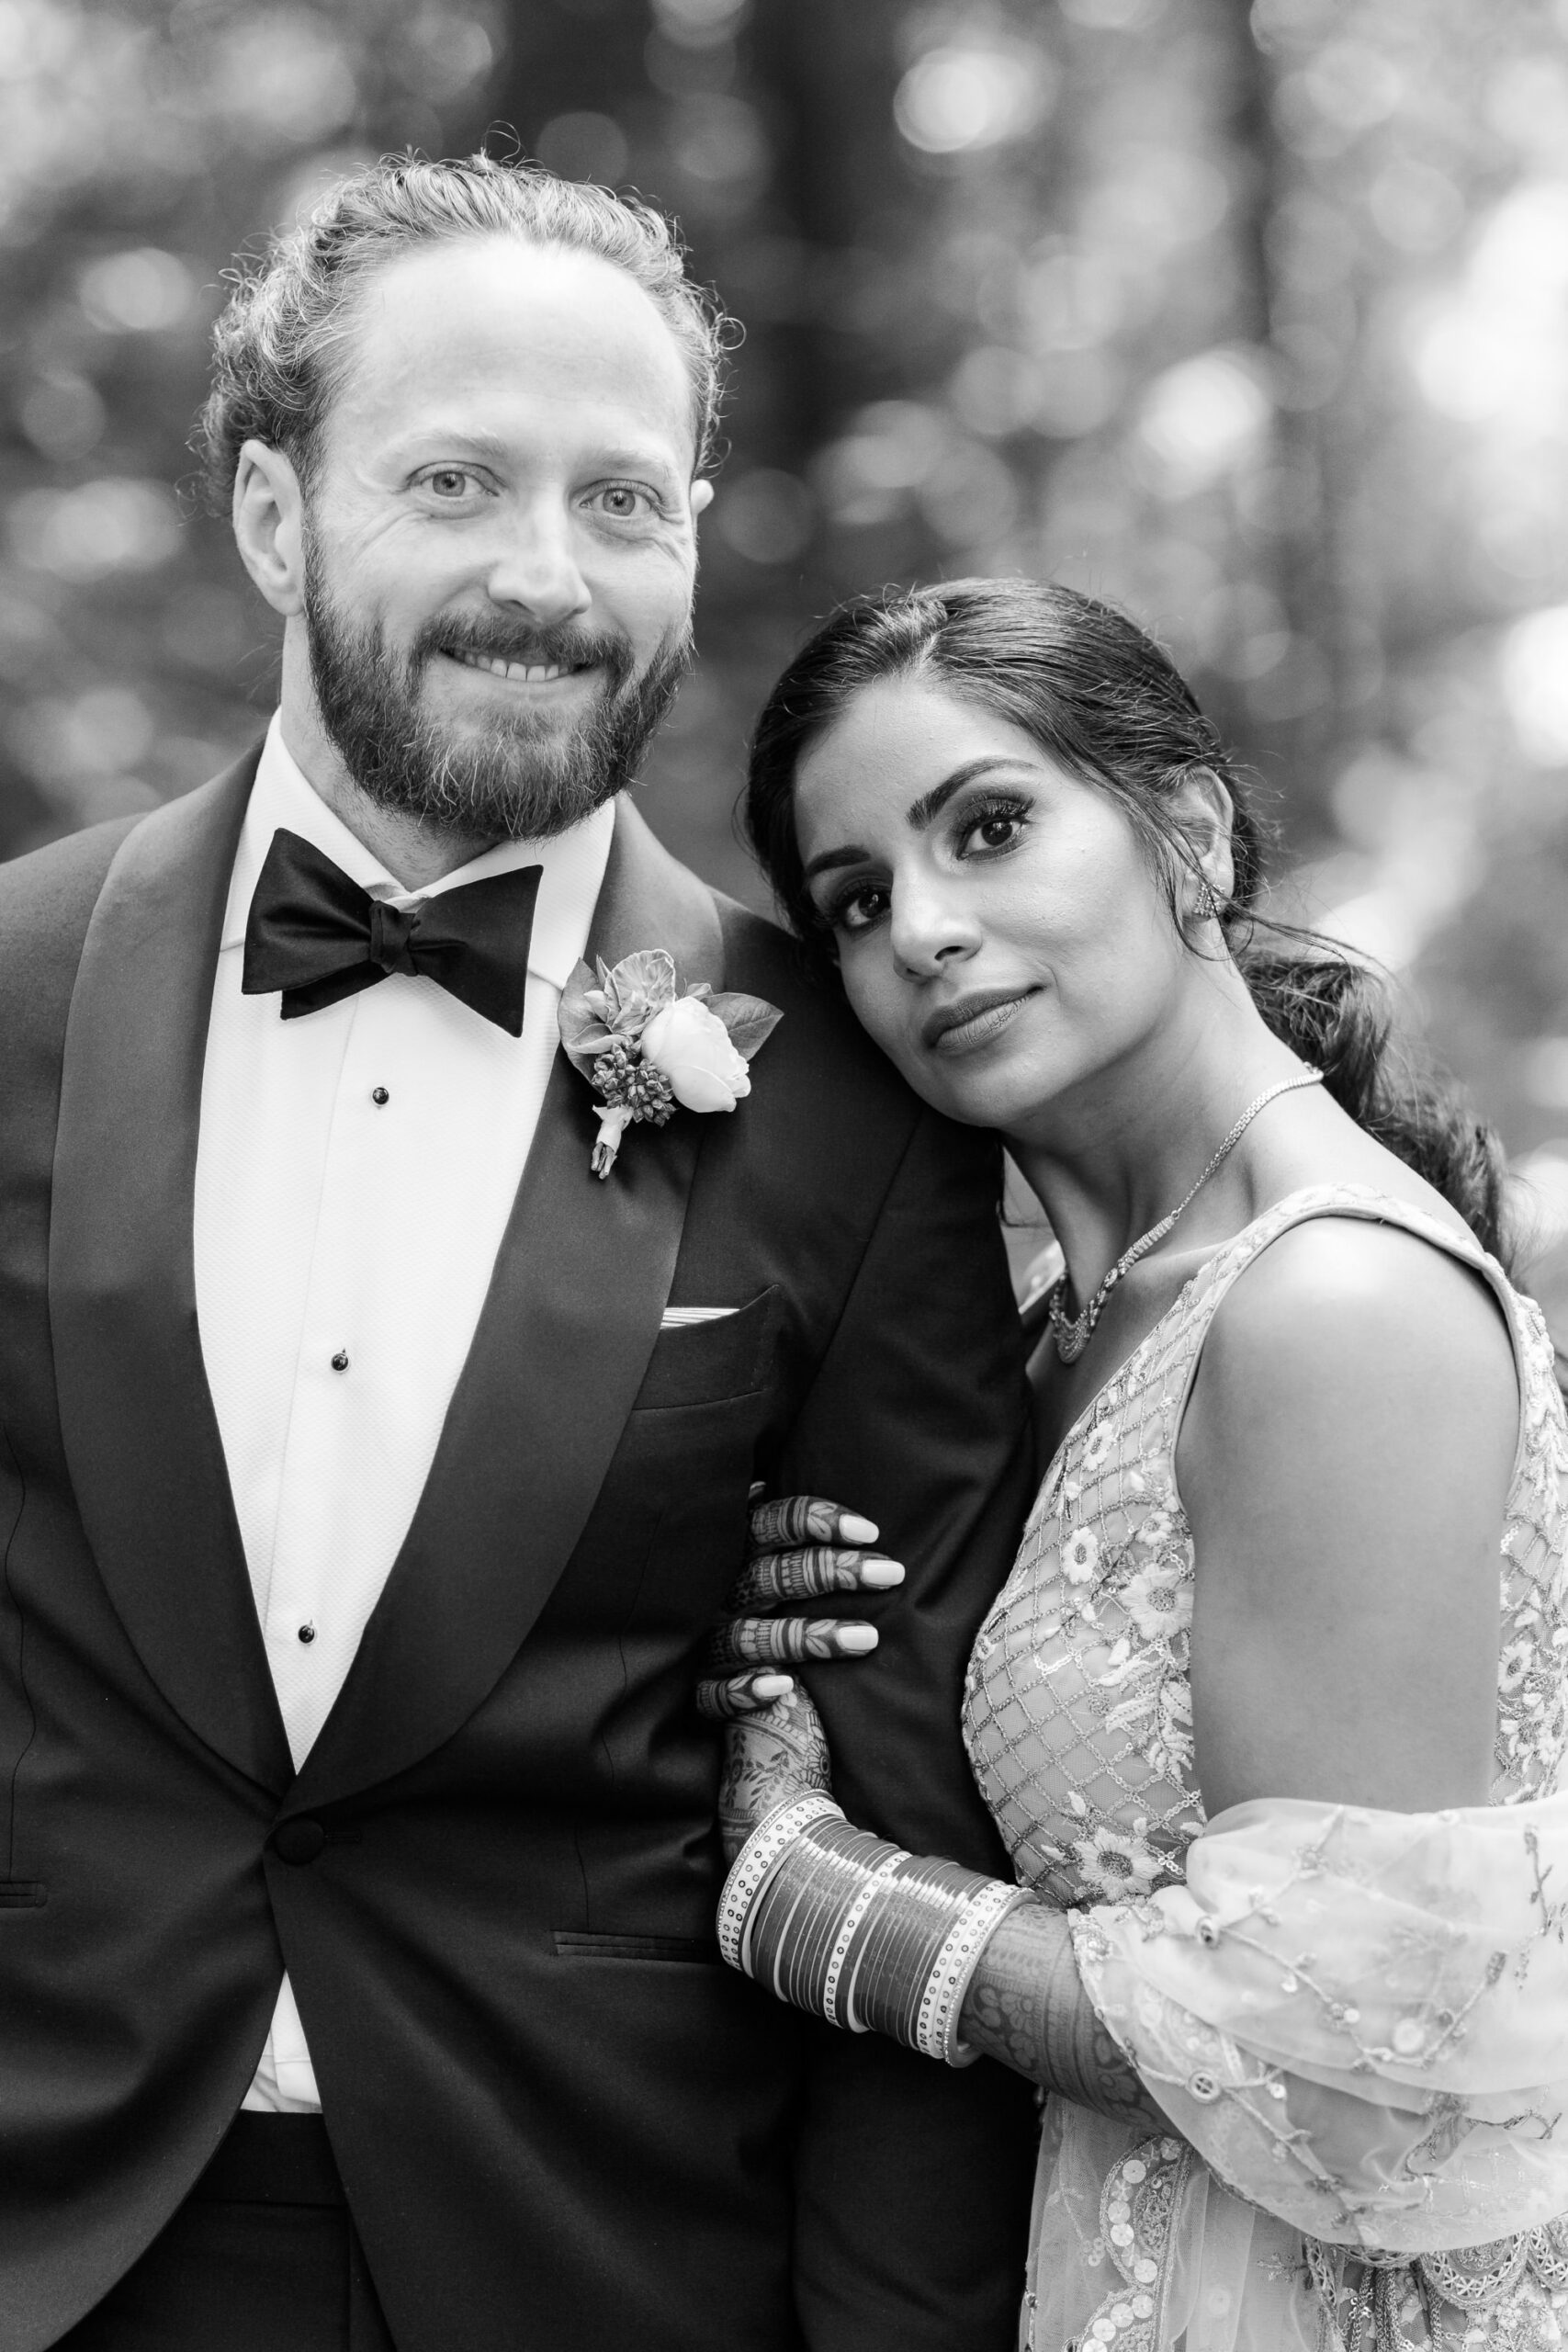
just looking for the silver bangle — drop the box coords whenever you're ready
[717,1793,842,1970]
[919,1882,1033,2064]
[822,1847,906,2029]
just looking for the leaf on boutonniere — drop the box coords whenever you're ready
[558,959,618,1073]
[706,992,785,1061]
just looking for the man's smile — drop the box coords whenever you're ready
[446,648,596,688]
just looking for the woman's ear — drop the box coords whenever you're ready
[1168,764,1236,909]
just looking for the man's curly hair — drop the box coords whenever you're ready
[197,152,733,510]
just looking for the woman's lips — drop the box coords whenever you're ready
[921,988,1038,1055]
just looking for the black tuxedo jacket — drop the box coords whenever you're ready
[0,751,1038,2352]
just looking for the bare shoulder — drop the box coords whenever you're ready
[1194,1211,1518,1444]
[1181,1211,1519,1813]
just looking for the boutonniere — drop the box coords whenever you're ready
[558,949,783,1180]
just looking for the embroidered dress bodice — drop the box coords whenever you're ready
[962,1186,1568,2352]
[964,1185,1568,1908]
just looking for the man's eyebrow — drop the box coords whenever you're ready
[592,447,682,478]
[390,428,515,465]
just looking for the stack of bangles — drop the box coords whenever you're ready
[718,1794,1033,2066]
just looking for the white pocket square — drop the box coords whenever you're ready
[660,1306,739,1327]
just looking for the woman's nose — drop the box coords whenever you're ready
[889,880,982,979]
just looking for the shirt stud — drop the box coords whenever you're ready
[331,1350,349,1372]
[371,1087,389,1104]
[298,1623,316,1645]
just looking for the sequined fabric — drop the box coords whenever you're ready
[962,1186,1568,2351]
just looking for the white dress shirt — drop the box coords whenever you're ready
[193,714,614,2110]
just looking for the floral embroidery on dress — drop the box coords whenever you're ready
[963,1185,1568,2352]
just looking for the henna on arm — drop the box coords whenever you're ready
[959,1903,1171,2134]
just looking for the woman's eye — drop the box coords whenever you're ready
[961,808,1025,854]
[830,883,890,933]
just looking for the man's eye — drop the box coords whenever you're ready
[593,483,656,519]
[423,469,477,500]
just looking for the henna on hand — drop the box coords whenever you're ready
[748,1495,845,1550]
[958,1904,1171,2133]
[717,1687,832,1863]
[703,1497,893,1722]
[706,1615,873,1669]
[729,1545,868,1609]
[695,1671,795,1723]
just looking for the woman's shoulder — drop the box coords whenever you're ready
[1190,1187,1520,1472]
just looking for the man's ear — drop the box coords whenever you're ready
[1168,763,1236,906]
[690,477,715,517]
[232,438,306,617]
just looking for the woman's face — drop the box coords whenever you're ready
[793,677,1192,1143]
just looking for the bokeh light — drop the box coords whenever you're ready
[894,41,1057,157]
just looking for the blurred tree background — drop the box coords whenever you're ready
[5,0,1568,1294]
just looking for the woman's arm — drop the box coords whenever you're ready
[1179,1216,1517,1818]
[721,1684,1168,2127]
[957,1900,1170,2132]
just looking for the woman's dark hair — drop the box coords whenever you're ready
[744,577,1511,1267]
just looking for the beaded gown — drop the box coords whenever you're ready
[962,1186,1568,2352]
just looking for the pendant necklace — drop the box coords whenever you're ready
[1044,1068,1325,1364]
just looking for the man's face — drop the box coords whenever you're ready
[298,235,704,840]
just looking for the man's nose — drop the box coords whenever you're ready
[890,880,982,979]
[483,503,592,627]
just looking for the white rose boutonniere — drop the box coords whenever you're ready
[641,995,752,1112]
[558,949,783,1179]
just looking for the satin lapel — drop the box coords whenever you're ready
[294,797,726,1806]
[50,752,293,1793]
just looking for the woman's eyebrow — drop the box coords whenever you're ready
[903,757,1039,832]
[802,842,869,885]
[802,755,1043,887]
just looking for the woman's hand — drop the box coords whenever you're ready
[695,1491,904,1723]
[717,1683,834,1866]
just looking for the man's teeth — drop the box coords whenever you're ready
[454,650,572,683]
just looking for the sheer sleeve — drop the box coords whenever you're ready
[1070,1791,1568,2255]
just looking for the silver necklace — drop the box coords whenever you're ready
[1044,1068,1325,1363]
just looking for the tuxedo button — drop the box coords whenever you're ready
[274,1817,326,1865]
[331,1351,349,1372]
[371,1087,389,1105]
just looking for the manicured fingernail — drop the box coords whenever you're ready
[837,1625,879,1654]
[839,1513,879,1543]
[753,1674,794,1698]
[860,1560,905,1588]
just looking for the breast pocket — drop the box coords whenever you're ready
[632,1284,779,1412]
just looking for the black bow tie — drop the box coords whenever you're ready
[242,828,542,1036]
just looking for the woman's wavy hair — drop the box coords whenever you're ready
[744,577,1512,1266]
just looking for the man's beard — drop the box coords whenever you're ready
[302,554,692,842]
